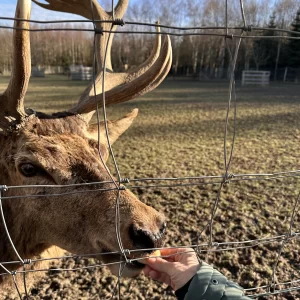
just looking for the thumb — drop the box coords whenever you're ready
[144,257,174,275]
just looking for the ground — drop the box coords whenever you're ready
[0,75,300,299]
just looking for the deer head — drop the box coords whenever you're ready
[0,0,171,279]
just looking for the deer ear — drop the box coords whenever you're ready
[87,109,138,146]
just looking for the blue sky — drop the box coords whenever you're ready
[2,0,89,23]
[1,0,140,22]
[1,0,279,26]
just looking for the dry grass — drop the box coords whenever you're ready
[1,75,300,299]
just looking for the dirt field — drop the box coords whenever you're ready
[1,75,300,299]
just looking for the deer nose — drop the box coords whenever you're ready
[129,222,167,251]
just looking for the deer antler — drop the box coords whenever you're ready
[0,0,31,133]
[33,0,172,122]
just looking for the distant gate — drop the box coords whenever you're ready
[242,70,270,86]
[31,66,45,77]
[70,65,92,81]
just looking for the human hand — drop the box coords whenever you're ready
[143,248,200,291]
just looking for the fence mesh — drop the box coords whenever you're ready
[0,0,300,299]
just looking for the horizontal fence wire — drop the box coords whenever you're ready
[2,170,300,200]
[1,23,300,39]
[0,17,300,35]
[0,0,300,298]
[1,232,300,265]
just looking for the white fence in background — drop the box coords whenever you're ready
[242,70,270,86]
[44,66,64,74]
[31,66,45,77]
[70,64,92,81]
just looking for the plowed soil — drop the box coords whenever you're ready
[1,77,300,299]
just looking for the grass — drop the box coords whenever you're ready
[1,75,300,299]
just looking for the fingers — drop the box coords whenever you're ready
[144,257,173,274]
[143,265,152,277]
[143,248,196,266]
[143,248,199,292]
[159,248,196,263]
[156,272,171,287]
[143,266,171,287]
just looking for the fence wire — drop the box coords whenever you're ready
[0,0,299,299]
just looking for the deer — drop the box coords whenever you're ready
[0,0,172,295]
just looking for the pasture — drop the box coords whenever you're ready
[1,75,300,299]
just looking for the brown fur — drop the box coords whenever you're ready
[0,114,165,295]
[0,0,170,296]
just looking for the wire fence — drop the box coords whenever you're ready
[0,0,300,299]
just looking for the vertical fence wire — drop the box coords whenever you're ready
[0,187,30,298]
[269,190,300,294]
[89,1,127,298]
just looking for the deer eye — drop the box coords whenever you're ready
[18,163,38,177]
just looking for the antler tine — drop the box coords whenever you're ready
[71,24,172,120]
[33,0,128,20]
[70,35,172,114]
[34,0,128,77]
[34,0,172,123]
[138,44,172,97]
[0,0,31,133]
[114,0,128,19]
[76,24,162,112]
[32,0,107,20]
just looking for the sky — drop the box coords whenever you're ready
[1,0,140,23]
[2,0,86,23]
[1,0,279,27]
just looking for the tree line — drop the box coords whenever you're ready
[0,0,300,80]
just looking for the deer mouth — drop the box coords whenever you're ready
[99,248,147,276]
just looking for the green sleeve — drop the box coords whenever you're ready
[184,262,251,300]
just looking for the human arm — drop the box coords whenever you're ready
[143,248,251,300]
